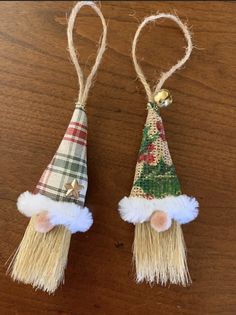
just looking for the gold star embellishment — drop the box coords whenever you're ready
[65,179,84,199]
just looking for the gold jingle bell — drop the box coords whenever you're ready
[154,89,172,108]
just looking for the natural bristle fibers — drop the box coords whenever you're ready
[133,222,190,286]
[8,217,71,294]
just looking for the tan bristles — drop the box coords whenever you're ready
[133,221,190,286]
[7,217,71,294]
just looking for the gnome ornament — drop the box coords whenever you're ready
[9,1,107,293]
[18,105,92,234]
[119,14,199,285]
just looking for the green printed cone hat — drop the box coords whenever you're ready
[119,97,199,232]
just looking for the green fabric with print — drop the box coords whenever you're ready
[134,104,181,199]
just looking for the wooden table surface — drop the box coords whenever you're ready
[0,1,235,314]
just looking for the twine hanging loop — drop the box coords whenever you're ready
[67,1,107,109]
[132,13,193,104]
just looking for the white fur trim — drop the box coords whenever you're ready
[118,195,199,225]
[17,191,93,233]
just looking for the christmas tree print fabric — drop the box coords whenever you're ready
[130,102,181,199]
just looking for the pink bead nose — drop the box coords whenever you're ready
[34,211,54,233]
[150,210,172,232]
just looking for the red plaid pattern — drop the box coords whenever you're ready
[34,105,88,206]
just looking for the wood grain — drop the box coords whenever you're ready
[0,1,236,314]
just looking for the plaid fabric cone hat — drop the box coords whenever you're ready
[119,98,199,232]
[17,104,92,233]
